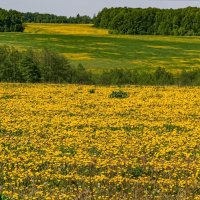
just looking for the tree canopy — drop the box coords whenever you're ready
[94,7,200,36]
[0,8,24,32]
[23,13,92,24]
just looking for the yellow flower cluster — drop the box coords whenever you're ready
[24,23,108,36]
[0,84,199,199]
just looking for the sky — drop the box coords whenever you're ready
[0,0,199,17]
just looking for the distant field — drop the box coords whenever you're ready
[0,23,200,72]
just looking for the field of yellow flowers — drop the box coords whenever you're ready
[0,83,199,199]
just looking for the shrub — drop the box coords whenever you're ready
[153,67,174,85]
[179,69,200,86]
[0,194,10,200]
[72,64,93,84]
[99,69,138,85]
[19,49,41,83]
[109,90,129,99]
[37,48,73,83]
[88,89,95,94]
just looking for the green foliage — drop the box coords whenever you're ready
[95,7,200,36]
[0,194,10,200]
[0,7,92,33]
[38,48,73,83]
[153,67,174,85]
[88,89,95,94]
[0,8,24,32]
[23,12,92,24]
[99,69,138,85]
[0,94,15,100]
[109,90,129,99]
[19,49,41,83]
[0,46,91,84]
[179,69,200,86]
[126,166,144,178]
[89,146,101,156]
[59,146,76,157]
[0,46,22,82]
[98,68,200,86]
[72,64,93,84]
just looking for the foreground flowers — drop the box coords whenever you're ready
[0,84,199,199]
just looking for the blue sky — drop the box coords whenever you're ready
[0,0,199,16]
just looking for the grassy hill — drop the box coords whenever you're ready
[0,23,200,72]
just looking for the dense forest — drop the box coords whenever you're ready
[0,8,24,32]
[0,46,200,85]
[23,13,92,24]
[94,7,200,36]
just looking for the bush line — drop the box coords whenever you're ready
[0,46,200,86]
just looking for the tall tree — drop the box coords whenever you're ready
[19,49,41,83]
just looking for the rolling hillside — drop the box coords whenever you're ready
[0,23,200,72]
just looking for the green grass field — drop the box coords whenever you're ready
[0,23,200,72]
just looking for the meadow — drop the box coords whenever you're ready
[0,24,200,72]
[0,83,199,199]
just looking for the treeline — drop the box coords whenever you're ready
[98,68,200,86]
[0,46,92,84]
[94,7,200,36]
[0,7,93,32]
[0,46,200,86]
[0,8,24,32]
[23,13,92,24]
